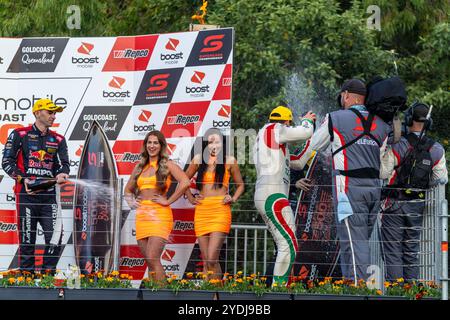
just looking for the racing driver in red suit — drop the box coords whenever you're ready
[2,98,69,274]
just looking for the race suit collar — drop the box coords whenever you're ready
[32,123,49,136]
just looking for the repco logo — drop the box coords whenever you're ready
[103,76,131,100]
[200,34,224,53]
[72,42,100,67]
[115,153,141,162]
[147,74,169,92]
[186,71,209,95]
[0,222,17,232]
[120,257,145,268]
[135,110,156,133]
[161,38,183,62]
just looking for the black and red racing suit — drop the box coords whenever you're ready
[2,124,69,273]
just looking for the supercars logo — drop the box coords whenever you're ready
[134,68,183,105]
[147,73,169,92]
[161,249,176,262]
[165,38,180,51]
[218,104,231,118]
[200,34,225,53]
[190,71,205,84]
[138,110,152,122]
[77,42,94,55]
[108,76,126,89]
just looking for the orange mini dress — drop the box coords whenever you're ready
[135,161,173,241]
[194,169,232,237]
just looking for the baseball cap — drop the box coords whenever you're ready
[32,98,64,113]
[340,78,366,96]
[412,103,429,122]
[269,106,293,121]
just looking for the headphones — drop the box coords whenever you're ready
[404,101,433,130]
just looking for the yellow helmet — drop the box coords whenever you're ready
[32,98,64,113]
[269,106,292,121]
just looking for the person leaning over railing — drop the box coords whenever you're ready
[124,130,190,284]
[379,102,448,282]
[184,128,244,281]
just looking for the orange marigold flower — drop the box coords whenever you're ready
[8,278,15,284]
[384,281,391,288]
[376,290,382,295]
[128,276,133,280]
[17,276,25,282]
[396,278,404,283]
[186,272,194,279]
[319,281,325,286]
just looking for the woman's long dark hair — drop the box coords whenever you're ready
[196,128,227,191]
[132,130,170,194]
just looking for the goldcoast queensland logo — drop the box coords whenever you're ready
[7,38,69,72]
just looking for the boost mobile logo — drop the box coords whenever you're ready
[161,38,183,63]
[104,76,131,100]
[72,42,99,66]
[135,110,156,133]
[186,71,209,95]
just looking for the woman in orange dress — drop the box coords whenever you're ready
[124,130,190,283]
[185,128,244,280]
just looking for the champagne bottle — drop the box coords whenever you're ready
[25,177,57,192]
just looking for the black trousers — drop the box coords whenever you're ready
[16,192,62,272]
[380,200,425,282]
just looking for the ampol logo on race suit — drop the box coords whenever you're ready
[102,35,158,71]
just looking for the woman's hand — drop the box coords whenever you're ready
[223,194,234,204]
[188,193,204,205]
[124,194,139,209]
[151,194,170,206]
